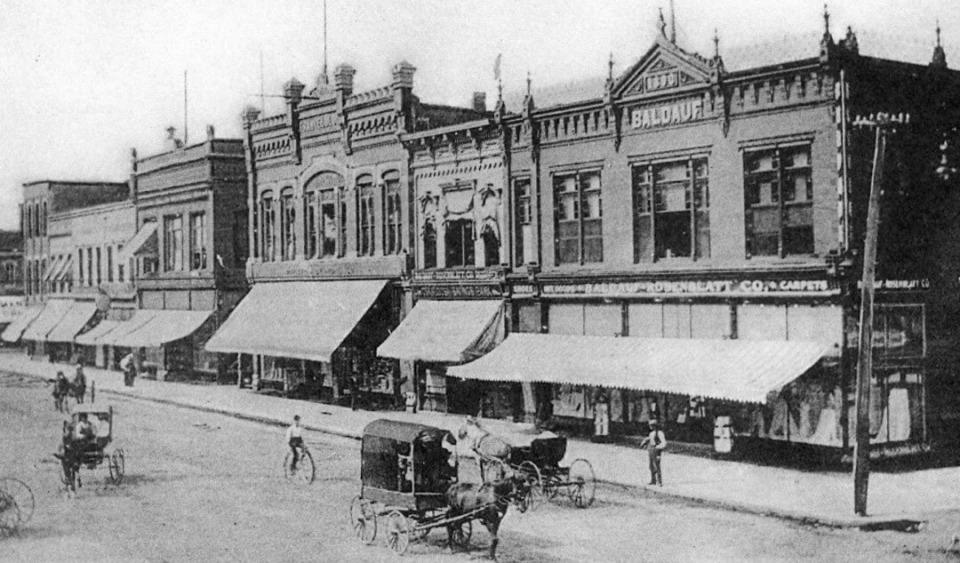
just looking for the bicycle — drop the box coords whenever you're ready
[283,442,316,484]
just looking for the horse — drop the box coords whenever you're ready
[444,473,528,561]
[457,417,512,482]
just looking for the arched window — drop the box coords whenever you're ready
[356,174,375,256]
[482,224,500,267]
[260,191,275,262]
[382,170,402,255]
[41,201,47,236]
[280,187,296,261]
[423,221,437,269]
[304,172,344,259]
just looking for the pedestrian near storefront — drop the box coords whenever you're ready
[73,363,86,404]
[640,419,666,486]
[593,387,610,441]
[120,353,137,387]
[286,415,304,472]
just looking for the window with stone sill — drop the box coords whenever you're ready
[744,144,814,258]
[633,157,710,262]
[554,170,602,265]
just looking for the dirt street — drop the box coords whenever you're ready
[2,371,959,562]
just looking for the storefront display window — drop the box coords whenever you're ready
[845,303,925,359]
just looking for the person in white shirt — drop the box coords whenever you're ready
[286,415,304,471]
[639,419,667,486]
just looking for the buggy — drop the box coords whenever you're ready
[54,405,124,492]
[350,419,524,556]
[488,436,596,509]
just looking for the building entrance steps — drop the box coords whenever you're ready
[0,352,937,531]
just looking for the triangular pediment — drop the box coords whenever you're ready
[611,36,717,100]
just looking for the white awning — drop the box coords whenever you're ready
[75,319,123,346]
[448,334,830,404]
[22,300,75,342]
[119,222,158,262]
[116,310,212,347]
[46,302,98,343]
[205,280,389,362]
[377,300,504,363]
[99,310,159,347]
[1,306,44,343]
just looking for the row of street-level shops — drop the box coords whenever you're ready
[1,291,218,380]
[201,266,938,458]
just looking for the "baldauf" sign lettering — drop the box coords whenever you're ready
[631,99,703,129]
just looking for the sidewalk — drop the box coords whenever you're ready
[6,352,948,530]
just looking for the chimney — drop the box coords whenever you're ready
[334,64,356,96]
[241,105,261,128]
[391,60,416,90]
[283,78,305,105]
[472,92,487,113]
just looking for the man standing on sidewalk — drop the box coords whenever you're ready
[639,419,666,486]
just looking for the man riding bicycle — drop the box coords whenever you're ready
[286,415,304,472]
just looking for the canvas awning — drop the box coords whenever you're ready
[99,310,159,347]
[115,310,212,347]
[1,306,44,343]
[377,300,504,363]
[119,222,158,262]
[52,256,73,282]
[447,334,831,404]
[22,300,75,342]
[75,319,122,346]
[46,302,98,343]
[205,280,389,362]
[42,255,64,282]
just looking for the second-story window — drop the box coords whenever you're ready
[260,194,275,262]
[304,191,317,259]
[744,144,814,257]
[554,171,602,265]
[118,244,125,282]
[78,249,84,285]
[383,171,402,255]
[338,188,348,258]
[164,215,183,271]
[445,219,474,267]
[280,189,296,261]
[633,157,710,262]
[423,221,437,269]
[107,246,114,282]
[190,212,207,270]
[232,209,248,268]
[320,189,337,258]
[514,177,532,265]
[41,201,47,236]
[357,175,375,256]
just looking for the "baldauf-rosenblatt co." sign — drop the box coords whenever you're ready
[542,278,833,297]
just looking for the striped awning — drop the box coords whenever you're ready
[0,306,44,343]
[448,334,830,404]
[116,310,212,347]
[46,302,98,343]
[22,300,75,342]
[75,319,123,346]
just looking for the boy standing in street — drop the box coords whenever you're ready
[640,419,666,486]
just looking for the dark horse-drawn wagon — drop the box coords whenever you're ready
[350,419,526,558]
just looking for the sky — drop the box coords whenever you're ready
[1,0,957,231]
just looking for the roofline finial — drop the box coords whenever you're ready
[526,71,531,97]
[713,28,720,59]
[658,7,667,38]
[670,0,676,44]
[608,52,614,81]
[824,3,830,36]
[937,19,942,47]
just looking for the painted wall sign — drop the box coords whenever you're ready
[415,285,501,299]
[631,99,704,129]
[413,269,502,283]
[856,279,930,290]
[541,278,832,297]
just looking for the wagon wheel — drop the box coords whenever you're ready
[0,491,20,535]
[0,479,34,525]
[448,518,472,550]
[480,458,506,483]
[349,496,377,545]
[518,461,543,512]
[108,449,125,485]
[386,510,411,555]
[566,459,596,508]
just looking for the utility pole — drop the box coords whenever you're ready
[851,112,908,516]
